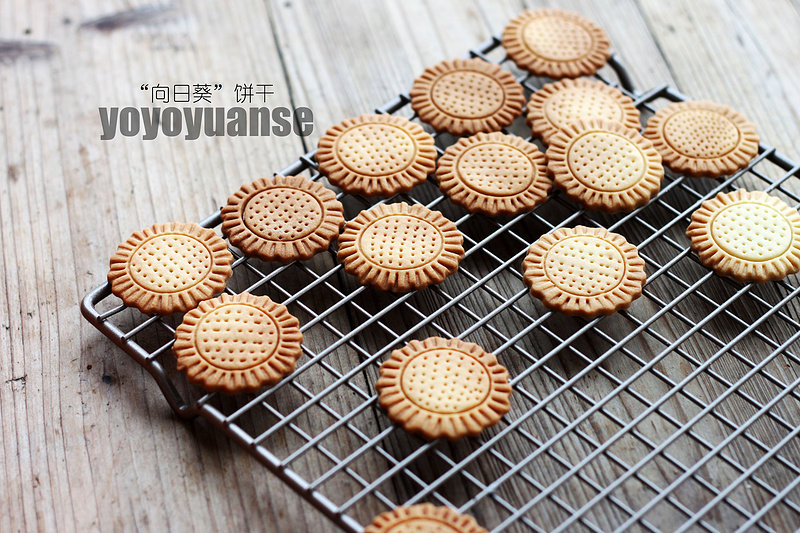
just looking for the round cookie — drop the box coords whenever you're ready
[365,503,488,533]
[522,226,646,317]
[687,189,800,282]
[502,8,611,79]
[547,119,663,213]
[526,78,640,145]
[436,131,551,216]
[375,337,511,440]
[221,175,345,263]
[316,114,437,197]
[108,222,233,315]
[173,292,303,394]
[337,202,464,292]
[410,58,525,136]
[643,101,759,177]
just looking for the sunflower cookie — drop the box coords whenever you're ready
[436,132,551,216]
[410,58,525,135]
[502,8,611,79]
[337,203,464,292]
[687,190,800,282]
[523,226,646,317]
[221,175,344,263]
[526,78,640,145]
[547,119,663,213]
[173,292,303,394]
[376,337,511,440]
[365,504,488,533]
[316,114,437,196]
[108,222,233,315]
[643,101,759,177]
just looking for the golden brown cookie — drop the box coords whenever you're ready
[643,101,759,177]
[108,222,233,315]
[365,503,488,533]
[522,226,646,317]
[173,292,303,394]
[436,131,551,216]
[687,189,800,282]
[337,203,464,292]
[376,337,511,440]
[547,119,663,213]
[526,78,640,145]
[221,175,344,263]
[410,58,525,135]
[316,114,437,197]
[502,8,611,79]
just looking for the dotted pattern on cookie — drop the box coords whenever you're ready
[544,87,625,131]
[457,143,534,196]
[522,16,593,61]
[360,215,444,269]
[335,123,416,175]
[129,234,212,293]
[663,109,740,159]
[544,236,625,296]
[400,349,491,414]
[194,304,279,371]
[710,202,793,261]
[431,71,505,119]
[385,518,461,533]
[242,188,323,241]
[567,131,646,192]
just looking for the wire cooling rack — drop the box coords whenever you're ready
[81,36,800,532]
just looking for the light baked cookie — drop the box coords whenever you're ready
[547,119,663,213]
[410,58,525,135]
[365,503,488,533]
[376,337,511,440]
[337,202,464,292]
[316,114,437,197]
[523,226,646,317]
[643,101,759,177]
[436,131,551,216]
[221,175,344,263]
[502,8,611,78]
[174,292,303,394]
[108,222,233,315]
[687,189,800,282]
[526,78,640,145]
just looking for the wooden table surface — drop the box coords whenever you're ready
[3,1,800,532]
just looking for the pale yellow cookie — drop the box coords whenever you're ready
[547,119,663,213]
[316,114,437,196]
[522,226,646,317]
[687,189,800,282]
[375,337,511,440]
[643,101,759,177]
[436,131,551,216]
[502,8,611,78]
[526,78,640,145]
[365,503,488,533]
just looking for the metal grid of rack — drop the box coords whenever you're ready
[81,36,800,532]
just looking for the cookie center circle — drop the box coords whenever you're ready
[522,16,593,61]
[456,142,535,196]
[544,236,626,297]
[359,214,444,270]
[567,131,646,192]
[663,109,740,159]
[335,123,417,176]
[243,187,323,241]
[431,70,505,119]
[129,234,212,293]
[544,88,625,131]
[194,303,280,371]
[400,348,491,414]
[710,202,793,261]
[386,518,461,533]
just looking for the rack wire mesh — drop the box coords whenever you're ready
[80,36,800,532]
